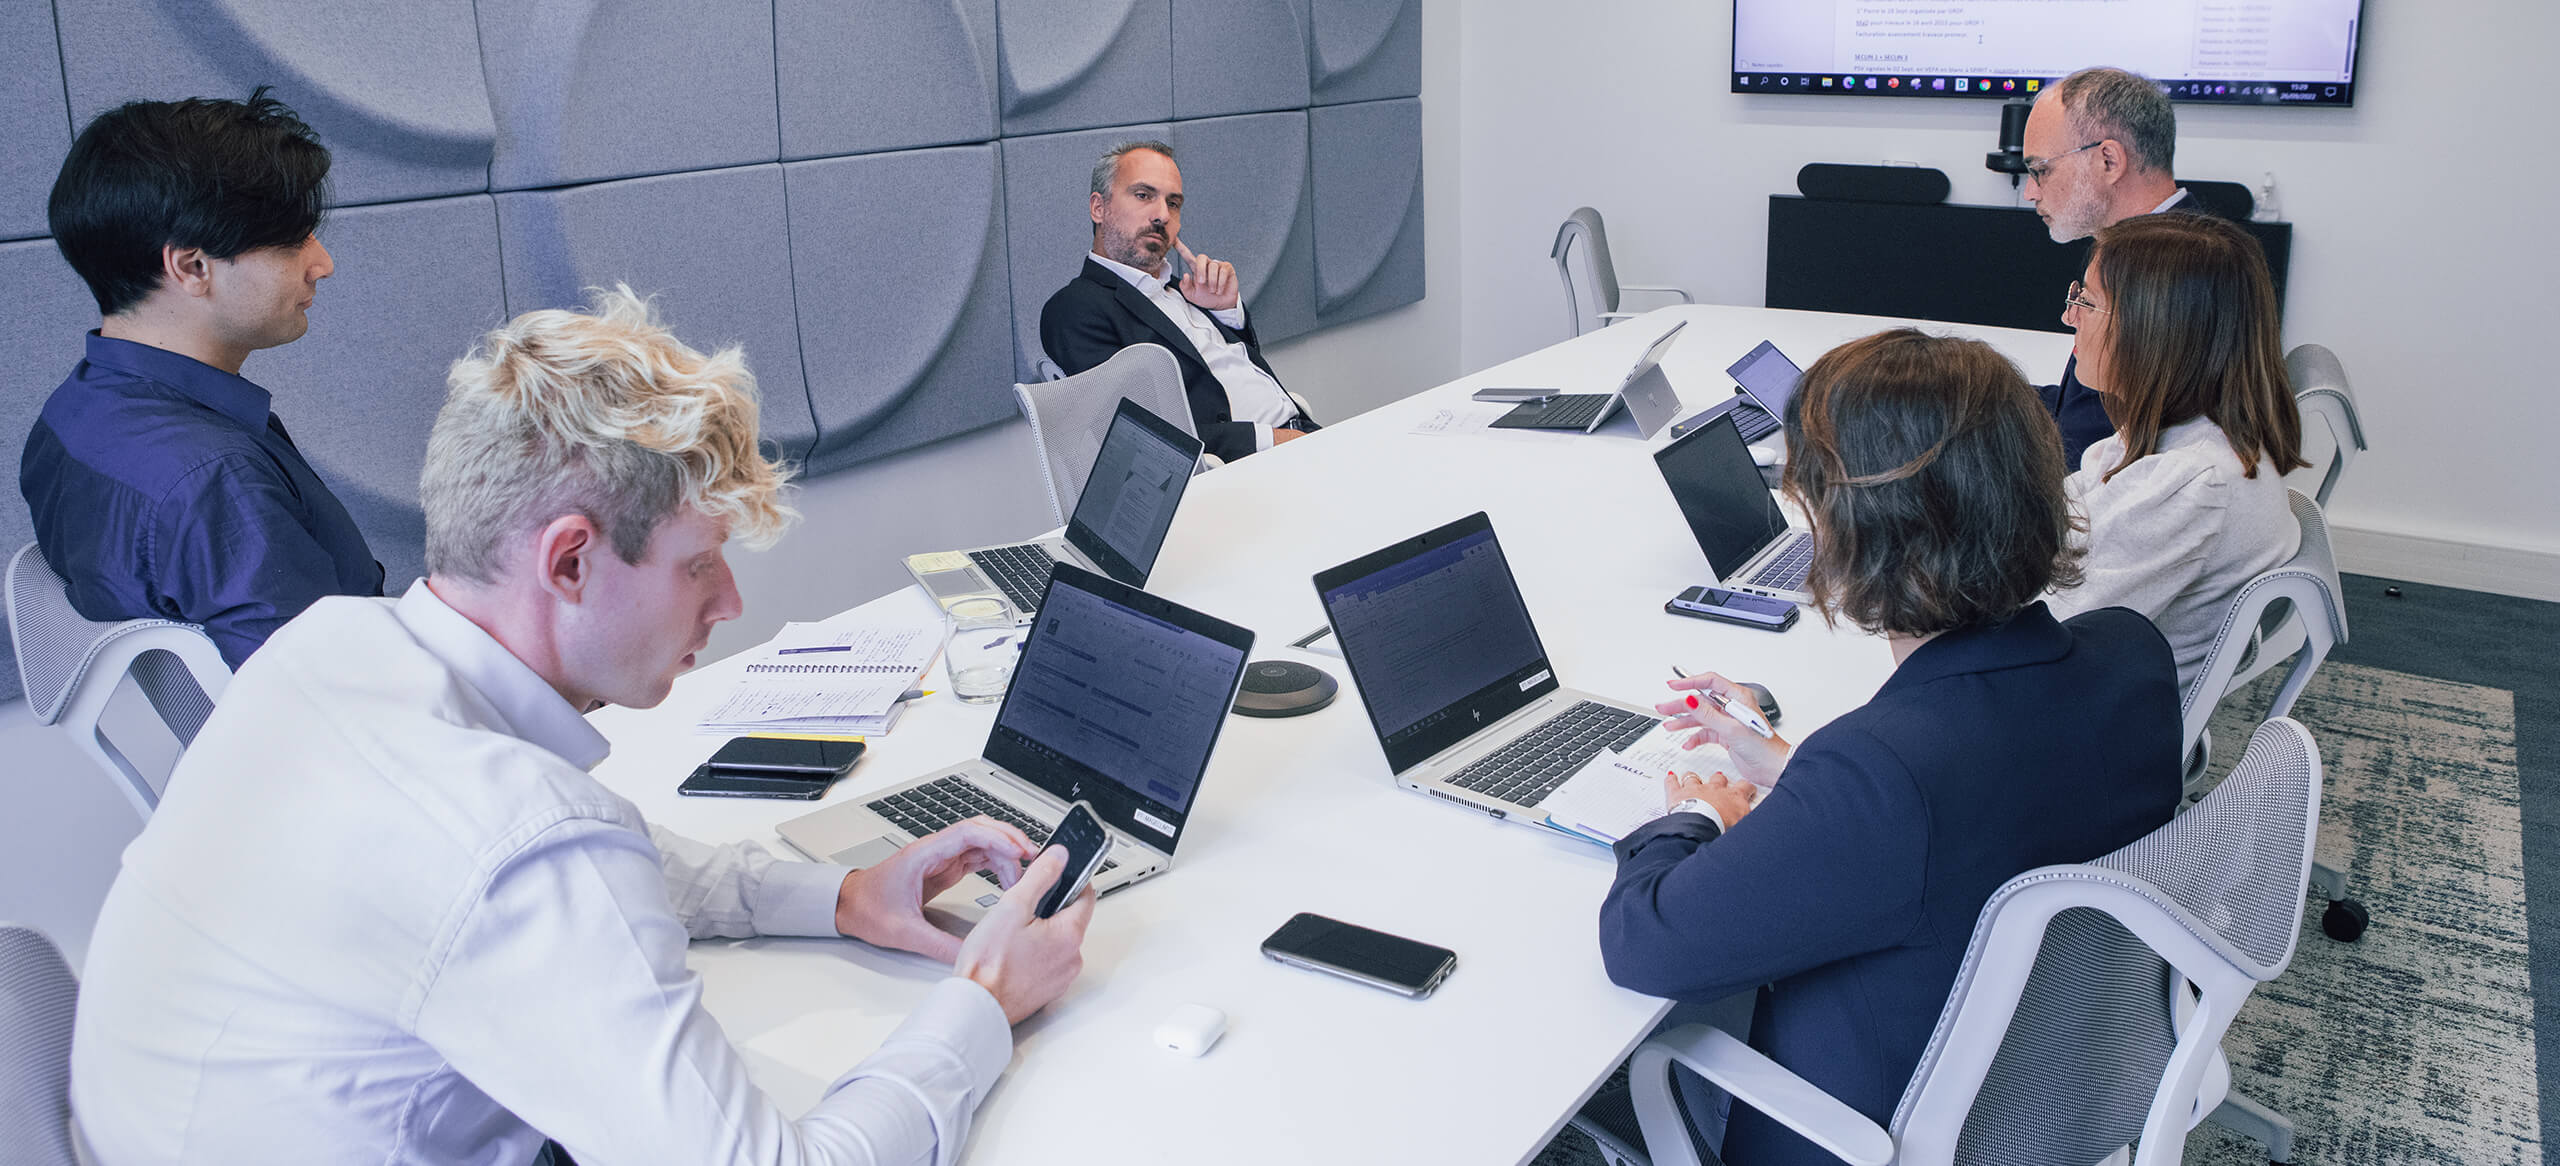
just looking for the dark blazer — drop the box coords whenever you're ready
[2041,188,2232,472]
[1039,257,1312,463]
[1599,603,2181,1166]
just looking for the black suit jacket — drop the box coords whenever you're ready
[1039,257,1312,463]
[2042,187,2233,472]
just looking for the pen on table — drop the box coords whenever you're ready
[897,688,934,703]
[1669,666,1773,739]
[777,644,851,655]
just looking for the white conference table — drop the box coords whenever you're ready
[587,304,2074,1164]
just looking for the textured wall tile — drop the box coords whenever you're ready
[1309,97,1423,326]
[0,0,70,240]
[1309,0,1420,106]
[496,166,817,463]
[55,0,494,207]
[777,0,998,159]
[1171,111,1315,343]
[478,0,779,190]
[1170,0,1308,119]
[997,0,1172,136]
[785,146,1018,475]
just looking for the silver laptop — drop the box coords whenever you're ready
[1653,412,1814,604]
[904,397,1204,623]
[1490,321,1689,437]
[1312,512,1660,829]
[1668,339,1800,443]
[778,564,1254,920]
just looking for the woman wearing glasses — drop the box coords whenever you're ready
[2048,211,2307,691]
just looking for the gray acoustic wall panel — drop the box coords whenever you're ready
[248,196,506,596]
[54,0,495,208]
[1170,0,1309,120]
[0,240,110,702]
[1309,0,1421,106]
[1171,112,1315,344]
[777,0,999,160]
[478,0,781,191]
[1309,98,1423,327]
[999,122,1169,381]
[495,166,819,464]
[0,0,70,241]
[997,0,1172,137]
[786,148,1018,476]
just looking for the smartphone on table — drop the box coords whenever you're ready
[1034,801,1113,918]
[1666,585,1799,631]
[677,736,865,800]
[1260,912,1458,999]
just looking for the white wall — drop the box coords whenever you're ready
[1458,0,2560,594]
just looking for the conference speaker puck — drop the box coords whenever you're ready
[1231,660,1338,718]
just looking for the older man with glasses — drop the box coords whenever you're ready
[2019,65,2219,470]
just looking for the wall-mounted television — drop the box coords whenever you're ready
[1732,1,2364,107]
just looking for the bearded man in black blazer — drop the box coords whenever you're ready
[1039,140,1316,463]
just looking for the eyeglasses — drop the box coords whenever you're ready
[2063,280,2108,322]
[2022,141,2103,183]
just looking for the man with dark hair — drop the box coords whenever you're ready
[1039,140,1316,463]
[2020,66,2221,470]
[21,88,381,669]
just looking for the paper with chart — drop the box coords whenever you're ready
[1539,720,1737,845]
[697,596,944,735]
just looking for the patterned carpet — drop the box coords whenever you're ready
[1532,660,2537,1165]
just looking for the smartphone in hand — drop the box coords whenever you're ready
[1035,801,1112,919]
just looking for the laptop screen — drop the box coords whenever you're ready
[1314,513,1558,774]
[1653,413,1793,581]
[984,564,1252,851]
[1063,398,1204,586]
[1725,340,1801,421]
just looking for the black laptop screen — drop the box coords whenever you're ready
[1653,413,1792,580]
[1315,514,1557,774]
[984,565,1251,850]
[1064,399,1203,586]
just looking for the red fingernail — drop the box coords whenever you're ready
[1685,694,1700,708]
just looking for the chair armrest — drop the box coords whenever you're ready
[1618,284,1697,304]
[1631,1024,1893,1166]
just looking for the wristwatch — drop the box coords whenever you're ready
[1667,797,1726,832]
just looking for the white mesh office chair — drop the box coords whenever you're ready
[1596,718,2324,1166]
[2286,344,2364,509]
[1552,207,1694,338]
[6,543,230,820]
[2176,490,2364,941]
[1014,344,1203,527]
[0,924,83,1166]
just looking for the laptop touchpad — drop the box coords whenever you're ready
[828,836,906,868]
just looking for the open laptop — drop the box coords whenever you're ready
[1313,512,1660,828]
[904,397,1204,623]
[1653,411,1815,604]
[779,563,1254,920]
[1490,321,1688,437]
[1668,339,1801,443]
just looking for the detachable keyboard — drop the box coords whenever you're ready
[1731,400,1779,443]
[967,543,1060,613]
[1490,393,1615,431]
[868,775,1119,876]
[1446,701,1657,808]
[1748,534,1815,591]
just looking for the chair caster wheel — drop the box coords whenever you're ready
[2321,898,2368,942]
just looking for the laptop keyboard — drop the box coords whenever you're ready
[1495,394,1612,430]
[967,544,1059,614]
[867,775,1119,876]
[1750,535,1815,591]
[1447,701,1658,808]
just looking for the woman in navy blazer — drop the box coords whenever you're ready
[1600,330,2183,1166]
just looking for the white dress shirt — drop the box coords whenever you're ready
[2048,415,2300,692]
[71,581,1012,1165]
[1090,251,1304,451]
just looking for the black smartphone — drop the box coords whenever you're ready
[1260,913,1457,999]
[1034,801,1112,919]
[1666,585,1799,632]
[703,736,865,776]
[677,766,842,800]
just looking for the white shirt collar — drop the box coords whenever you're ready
[1091,250,1174,296]
[394,579,611,771]
[2150,187,2189,213]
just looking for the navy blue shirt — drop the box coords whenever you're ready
[1599,604,2180,1166]
[20,334,384,669]
[2039,354,2116,472]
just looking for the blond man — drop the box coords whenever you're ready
[71,287,1094,1165]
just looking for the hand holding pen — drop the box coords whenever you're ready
[1656,666,1794,789]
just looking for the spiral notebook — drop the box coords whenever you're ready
[698,600,944,736]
